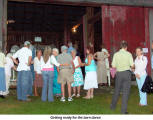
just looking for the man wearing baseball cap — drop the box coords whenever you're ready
[12,41,32,102]
[57,45,74,102]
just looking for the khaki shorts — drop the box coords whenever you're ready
[58,69,74,84]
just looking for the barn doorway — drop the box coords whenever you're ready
[7,1,102,58]
[7,1,103,84]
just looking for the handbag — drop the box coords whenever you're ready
[141,75,153,94]
[110,68,116,78]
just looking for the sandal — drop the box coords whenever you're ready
[83,96,90,99]
[90,95,94,99]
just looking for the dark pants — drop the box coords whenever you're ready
[110,70,131,114]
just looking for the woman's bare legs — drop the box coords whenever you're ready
[90,88,94,98]
[83,89,91,99]
[73,87,76,95]
[34,86,38,96]
[61,84,65,98]
[77,86,81,97]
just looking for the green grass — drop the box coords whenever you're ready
[0,86,153,114]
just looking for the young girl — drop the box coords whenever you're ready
[33,49,43,96]
[83,46,98,99]
[71,49,84,98]
[134,47,148,106]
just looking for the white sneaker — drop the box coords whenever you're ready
[60,97,66,102]
[76,94,80,98]
[68,97,73,102]
[71,94,76,98]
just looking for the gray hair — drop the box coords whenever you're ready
[52,48,59,54]
[61,45,68,53]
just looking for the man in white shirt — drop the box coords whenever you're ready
[12,41,32,101]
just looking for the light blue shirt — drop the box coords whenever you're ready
[67,46,74,54]
[151,55,153,69]
[85,58,97,72]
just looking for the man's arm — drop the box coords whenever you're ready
[27,56,32,66]
[27,50,32,66]
[129,54,134,69]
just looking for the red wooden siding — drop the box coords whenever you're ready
[144,8,151,74]
[102,5,151,74]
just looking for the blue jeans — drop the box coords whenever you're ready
[17,71,31,101]
[0,67,6,92]
[136,74,147,105]
[27,71,33,96]
[41,71,54,102]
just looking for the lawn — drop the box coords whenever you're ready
[0,86,153,114]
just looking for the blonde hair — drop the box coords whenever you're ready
[43,46,52,63]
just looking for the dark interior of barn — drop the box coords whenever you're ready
[7,1,102,58]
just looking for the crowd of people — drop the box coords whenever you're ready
[0,40,152,114]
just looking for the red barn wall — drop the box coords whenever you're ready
[102,5,145,55]
[102,5,151,73]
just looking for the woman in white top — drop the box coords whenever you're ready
[5,53,16,95]
[41,46,68,102]
[52,48,61,97]
[101,44,111,86]
[71,49,84,98]
[33,49,43,96]
[134,47,148,106]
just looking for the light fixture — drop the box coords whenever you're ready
[7,20,15,24]
[72,28,77,33]
[72,24,80,33]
